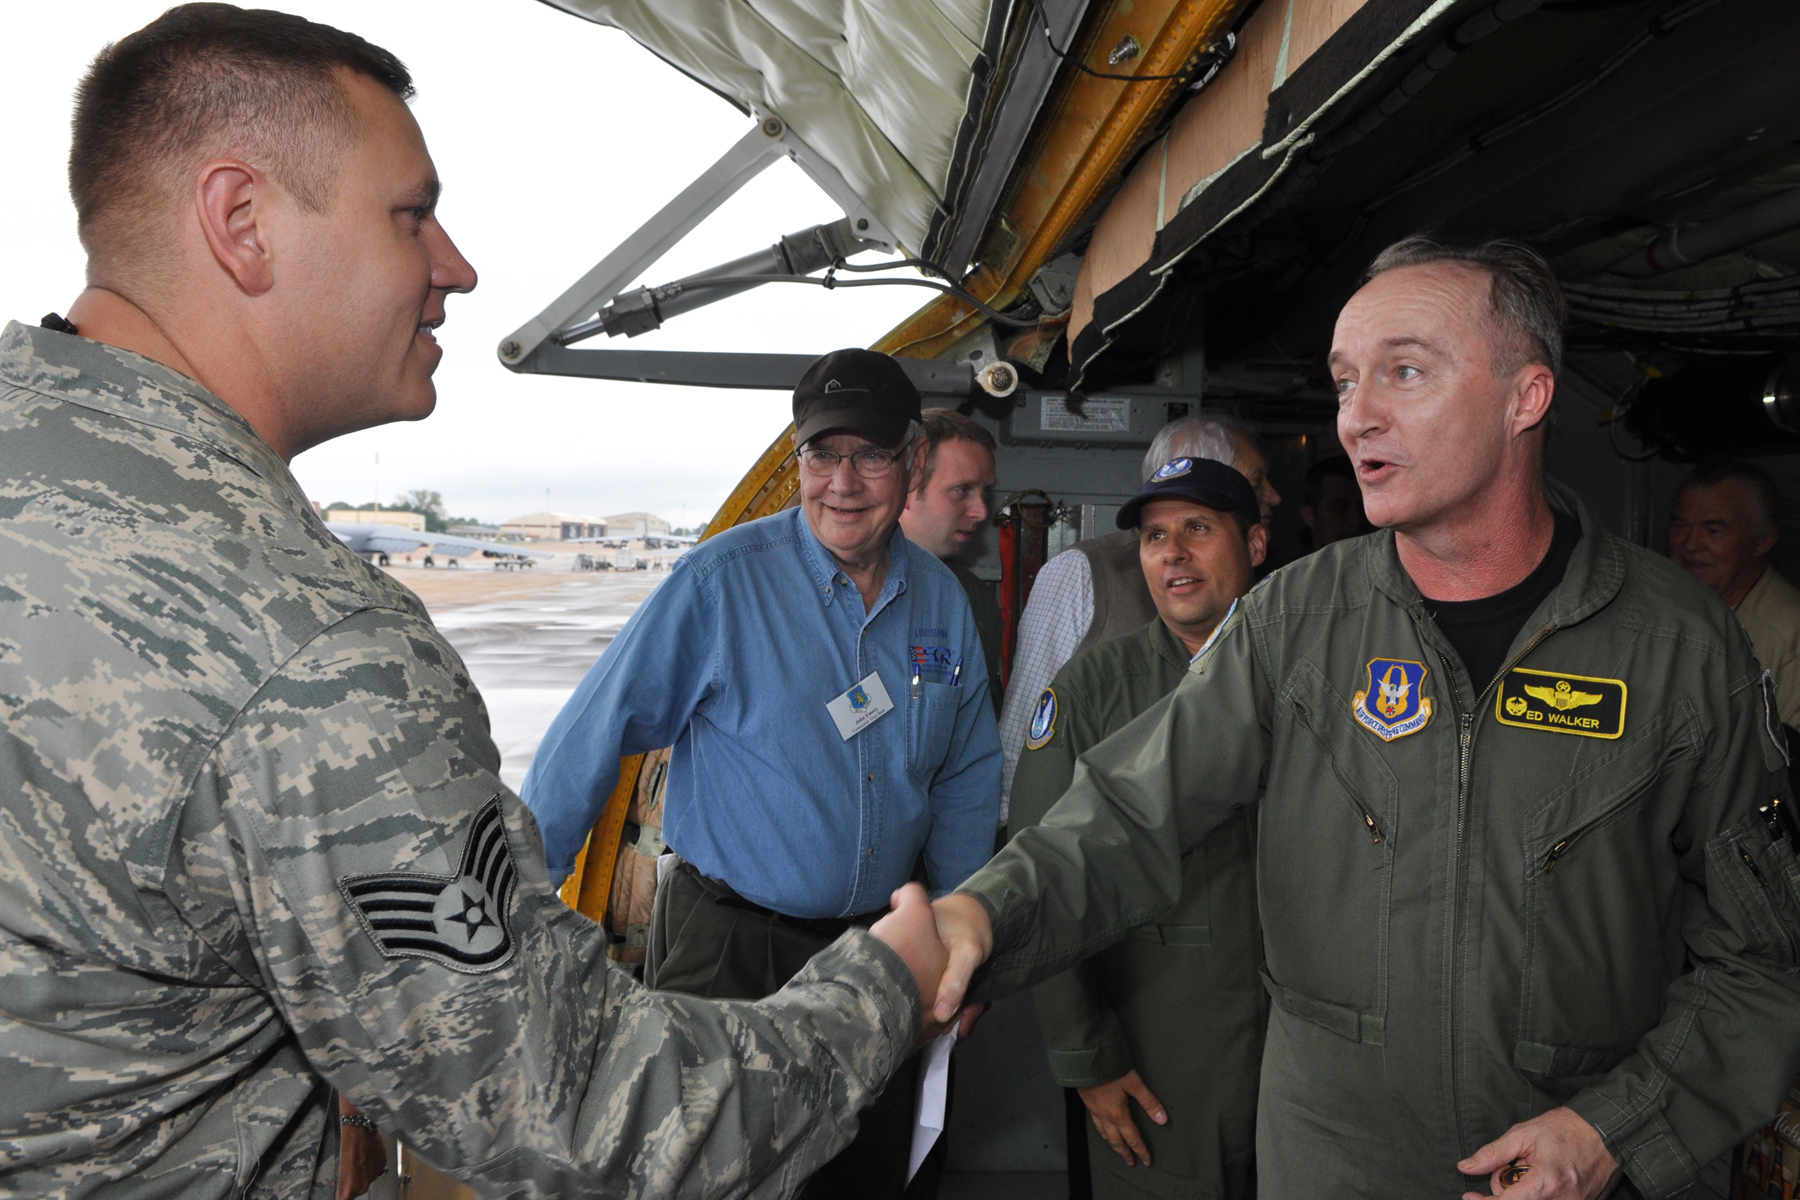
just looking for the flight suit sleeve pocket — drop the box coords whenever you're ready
[1710,823,1800,968]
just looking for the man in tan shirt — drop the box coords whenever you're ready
[1669,460,1800,726]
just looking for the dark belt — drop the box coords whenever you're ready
[687,865,887,941]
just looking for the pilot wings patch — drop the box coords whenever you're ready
[339,797,519,974]
[1495,667,1626,739]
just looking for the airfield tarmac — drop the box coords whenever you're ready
[381,562,662,790]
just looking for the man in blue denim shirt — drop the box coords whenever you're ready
[523,348,1000,1199]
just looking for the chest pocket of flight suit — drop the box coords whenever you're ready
[908,683,960,779]
[1515,703,1701,1081]
[1266,660,1398,1042]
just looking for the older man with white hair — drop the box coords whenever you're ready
[524,347,1002,1200]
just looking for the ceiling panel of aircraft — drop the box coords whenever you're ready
[543,0,999,253]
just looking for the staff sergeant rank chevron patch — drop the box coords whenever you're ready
[1495,667,1626,739]
[339,797,520,974]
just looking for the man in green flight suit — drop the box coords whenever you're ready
[923,236,1800,1199]
[1011,455,1269,1199]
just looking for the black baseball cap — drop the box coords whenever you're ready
[793,348,922,448]
[1116,456,1261,530]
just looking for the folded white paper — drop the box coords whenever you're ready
[906,1027,959,1182]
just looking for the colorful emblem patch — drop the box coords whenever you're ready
[849,684,871,711]
[1025,688,1058,750]
[1353,658,1433,741]
[1495,667,1626,739]
[1151,457,1193,480]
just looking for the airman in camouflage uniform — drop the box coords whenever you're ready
[0,278,943,1200]
[0,7,938,1193]
[0,323,921,1195]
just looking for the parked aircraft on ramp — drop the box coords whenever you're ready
[325,522,552,569]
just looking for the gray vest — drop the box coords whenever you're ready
[1074,530,1157,653]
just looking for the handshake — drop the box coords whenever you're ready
[868,882,998,1043]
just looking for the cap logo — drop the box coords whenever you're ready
[823,378,843,392]
[1152,457,1193,480]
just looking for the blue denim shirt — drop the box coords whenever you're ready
[521,507,1002,918]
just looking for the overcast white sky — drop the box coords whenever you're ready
[3,1,931,528]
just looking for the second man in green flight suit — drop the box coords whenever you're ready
[1011,455,1271,1199]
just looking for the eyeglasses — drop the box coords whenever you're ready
[797,441,914,478]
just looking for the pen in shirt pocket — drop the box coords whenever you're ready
[912,661,921,699]
[951,658,963,688]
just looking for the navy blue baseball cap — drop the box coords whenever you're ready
[1116,456,1261,530]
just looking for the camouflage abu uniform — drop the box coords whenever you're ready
[0,321,919,1199]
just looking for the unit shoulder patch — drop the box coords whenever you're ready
[1352,658,1433,741]
[1762,669,1790,765]
[340,796,520,974]
[1025,688,1058,750]
[1495,667,1626,739]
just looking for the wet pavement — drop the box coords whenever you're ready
[422,571,664,790]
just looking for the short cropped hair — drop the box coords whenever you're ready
[1143,415,1245,482]
[1364,236,1566,377]
[71,3,412,272]
[1680,460,1781,536]
[918,408,996,489]
[1303,455,1356,509]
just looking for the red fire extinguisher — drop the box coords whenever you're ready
[994,490,1063,689]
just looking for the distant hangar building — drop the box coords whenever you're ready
[602,511,670,538]
[323,508,426,532]
[500,511,608,542]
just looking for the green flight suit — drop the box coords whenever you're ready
[961,483,1800,1200]
[1012,617,1264,1199]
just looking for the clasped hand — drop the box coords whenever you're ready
[872,887,1622,1197]
[868,885,992,1045]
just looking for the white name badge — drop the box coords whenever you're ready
[826,671,894,741]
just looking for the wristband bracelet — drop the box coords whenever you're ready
[340,1113,377,1130]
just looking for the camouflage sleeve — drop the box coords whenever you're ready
[168,606,920,1198]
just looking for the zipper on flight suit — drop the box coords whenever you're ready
[1359,808,1383,844]
[1742,848,1768,889]
[1440,626,1554,864]
[1737,844,1800,962]
[1288,693,1385,843]
[1434,623,1554,1156]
